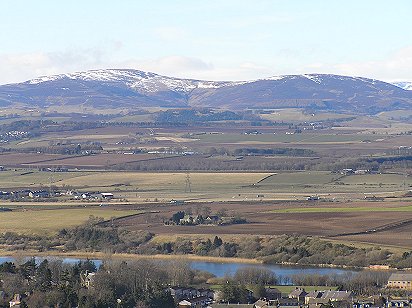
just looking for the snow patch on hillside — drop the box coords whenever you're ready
[302,74,323,84]
[26,69,412,94]
[392,82,412,90]
[28,75,64,84]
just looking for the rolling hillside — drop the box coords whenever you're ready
[0,69,411,114]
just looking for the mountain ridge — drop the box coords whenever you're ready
[1,69,411,114]
[392,81,412,91]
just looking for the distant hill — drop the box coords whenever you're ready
[0,69,411,114]
[392,81,412,91]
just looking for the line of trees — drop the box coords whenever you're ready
[0,258,210,307]
[2,219,412,269]
[232,148,316,156]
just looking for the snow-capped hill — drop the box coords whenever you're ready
[2,69,412,113]
[29,69,162,86]
[392,81,412,90]
[259,74,381,86]
[28,75,65,84]
[26,70,387,93]
[27,69,230,93]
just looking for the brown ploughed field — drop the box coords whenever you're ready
[112,201,412,248]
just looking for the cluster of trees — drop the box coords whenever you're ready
[0,258,209,307]
[255,235,392,267]
[0,256,402,307]
[139,235,412,269]
[0,258,98,307]
[0,232,53,252]
[232,147,316,157]
[60,217,154,253]
[150,236,238,258]
[0,217,154,254]
[2,219,412,269]
[290,271,391,296]
[227,268,396,300]
[216,267,393,303]
[155,109,242,123]
[219,281,251,304]
[0,120,106,135]
[114,154,312,171]
[313,155,412,173]
[396,251,412,268]
[19,143,103,155]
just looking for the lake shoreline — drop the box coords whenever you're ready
[0,250,262,264]
[0,250,375,271]
[0,251,362,280]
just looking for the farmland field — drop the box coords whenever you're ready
[340,173,411,185]
[0,169,410,201]
[0,207,142,234]
[0,170,92,189]
[258,171,339,185]
[1,111,412,253]
[266,205,412,213]
[260,108,354,122]
[193,132,372,144]
[0,153,70,165]
[111,200,412,248]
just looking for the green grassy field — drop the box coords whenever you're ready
[259,171,339,185]
[266,205,412,213]
[108,114,153,122]
[377,110,412,121]
[259,108,354,123]
[1,170,410,203]
[59,171,262,188]
[194,133,372,144]
[0,170,93,189]
[340,174,412,186]
[0,208,142,234]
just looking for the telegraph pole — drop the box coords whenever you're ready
[185,173,192,193]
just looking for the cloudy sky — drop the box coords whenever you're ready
[1,0,411,84]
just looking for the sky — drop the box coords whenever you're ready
[0,0,411,84]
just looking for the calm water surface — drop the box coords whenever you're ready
[0,256,357,282]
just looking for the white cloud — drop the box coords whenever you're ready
[0,49,108,84]
[299,46,412,81]
[1,45,412,85]
[121,56,274,81]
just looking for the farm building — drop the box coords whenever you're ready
[170,199,185,205]
[0,191,11,199]
[354,169,369,175]
[204,215,219,224]
[101,192,114,199]
[387,273,412,290]
[29,190,50,198]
